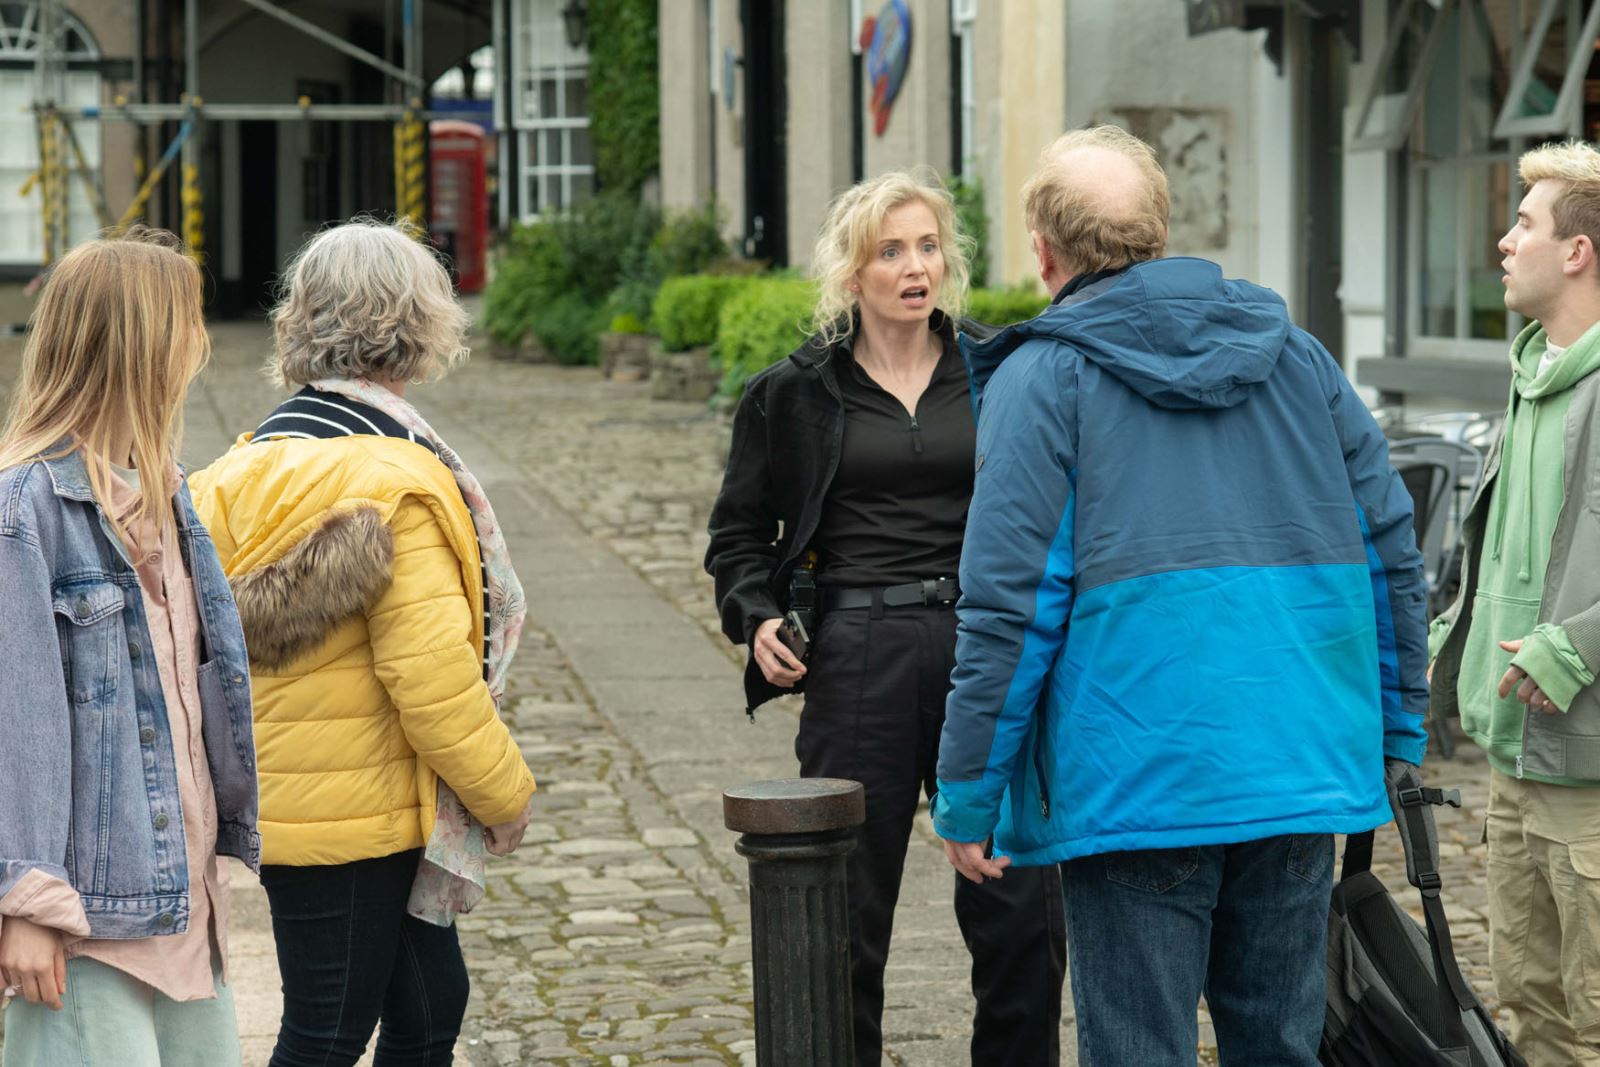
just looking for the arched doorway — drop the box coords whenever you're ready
[0,2,101,267]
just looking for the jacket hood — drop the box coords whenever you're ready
[229,505,394,669]
[962,258,1291,410]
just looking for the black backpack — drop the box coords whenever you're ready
[1320,768,1525,1066]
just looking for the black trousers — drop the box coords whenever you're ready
[260,848,470,1067]
[797,600,1067,1067]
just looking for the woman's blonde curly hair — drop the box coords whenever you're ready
[268,217,469,388]
[810,168,973,345]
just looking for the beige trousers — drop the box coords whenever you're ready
[1487,768,1600,1066]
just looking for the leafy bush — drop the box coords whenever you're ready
[482,223,566,346]
[608,312,649,334]
[649,203,730,279]
[966,285,1049,327]
[482,191,662,362]
[537,293,610,366]
[652,275,751,352]
[950,175,991,288]
[553,192,662,302]
[714,278,815,397]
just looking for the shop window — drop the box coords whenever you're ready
[1409,0,1520,347]
[1350,0,1457,151]
[1353,0,1600,352]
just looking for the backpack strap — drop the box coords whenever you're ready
[1339,829,1375,882]
[1390,775,1476,1014]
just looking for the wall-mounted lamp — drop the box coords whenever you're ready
[562,0,589,49]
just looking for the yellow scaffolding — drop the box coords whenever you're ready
[394,100,427,233]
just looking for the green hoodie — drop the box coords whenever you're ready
[1428,321,1600,783]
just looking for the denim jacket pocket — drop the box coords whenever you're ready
[197,659,255,817]
[1103,847,1202,893]
[52,580,124,705]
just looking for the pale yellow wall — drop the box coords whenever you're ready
[710,0,745,248]
[784,1,852,269]
[658,0,713,211]
[993,0,1065,288]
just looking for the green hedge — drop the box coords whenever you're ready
[714,278,815,397]
[652,275,750,352]
[966,285,1049,327]
[482,191,661,363]
[589,0,659,194]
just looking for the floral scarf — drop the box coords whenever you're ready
[309,378,526,926]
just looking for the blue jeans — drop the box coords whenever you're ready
[1061,834,1333,1066]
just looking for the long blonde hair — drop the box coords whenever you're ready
[811,168,972,345]
[0,227,210,542]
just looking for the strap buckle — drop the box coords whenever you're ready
[921,577,959,606]
[1398,786,1463,809]
[1418,870,1443,898]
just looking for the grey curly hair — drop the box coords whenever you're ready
[268,218,469,388]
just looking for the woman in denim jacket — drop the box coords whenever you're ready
[0,229,260,1067]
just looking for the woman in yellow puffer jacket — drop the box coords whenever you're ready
[189,220,536,1067]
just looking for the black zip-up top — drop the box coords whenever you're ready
[705,311,988,713]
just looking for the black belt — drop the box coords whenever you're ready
[821,577,960,611]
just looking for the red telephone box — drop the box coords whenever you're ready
[429,120,489,293]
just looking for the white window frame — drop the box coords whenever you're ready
[511,0,592,221]
[0,1,96,60]
[1491,0,1600,137]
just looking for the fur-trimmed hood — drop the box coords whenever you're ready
[228,506,394,669]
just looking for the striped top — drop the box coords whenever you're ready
[253,387,491,678]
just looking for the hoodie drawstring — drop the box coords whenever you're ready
[1490,389,1541,583]
[1518,400,1537,583]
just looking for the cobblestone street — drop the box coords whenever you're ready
[0,316,1504,1064]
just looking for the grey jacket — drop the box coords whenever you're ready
[0,450,259,938]
[1430,372,1600,781]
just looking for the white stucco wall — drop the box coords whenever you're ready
[1062,3,1289,297]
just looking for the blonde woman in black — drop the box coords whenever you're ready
[706,171,1066,1066]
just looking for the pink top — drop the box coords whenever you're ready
[0,462,228,1002]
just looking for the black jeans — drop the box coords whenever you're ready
[797,600,1067,1067]
[260,848,469,1067]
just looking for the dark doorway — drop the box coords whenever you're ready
[1296,13,1347,363]
[740,0,786,265]
[235,121,278,315]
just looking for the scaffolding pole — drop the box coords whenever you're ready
[55,103,454,122]
[180,0,202,261]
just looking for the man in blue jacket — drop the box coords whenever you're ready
[932,125,1429,1064]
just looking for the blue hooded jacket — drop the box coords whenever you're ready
[931,258,1429,865]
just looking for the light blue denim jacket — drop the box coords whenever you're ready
[0,449,259,939]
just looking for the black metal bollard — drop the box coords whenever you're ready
[724,777,865,1067]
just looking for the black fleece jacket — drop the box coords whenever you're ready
[704,312,988,714]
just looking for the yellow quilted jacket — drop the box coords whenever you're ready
[189,434,536,866]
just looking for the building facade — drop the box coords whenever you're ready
[659,0,1586,407]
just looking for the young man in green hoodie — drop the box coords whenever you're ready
[1430,140,1600,1065]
